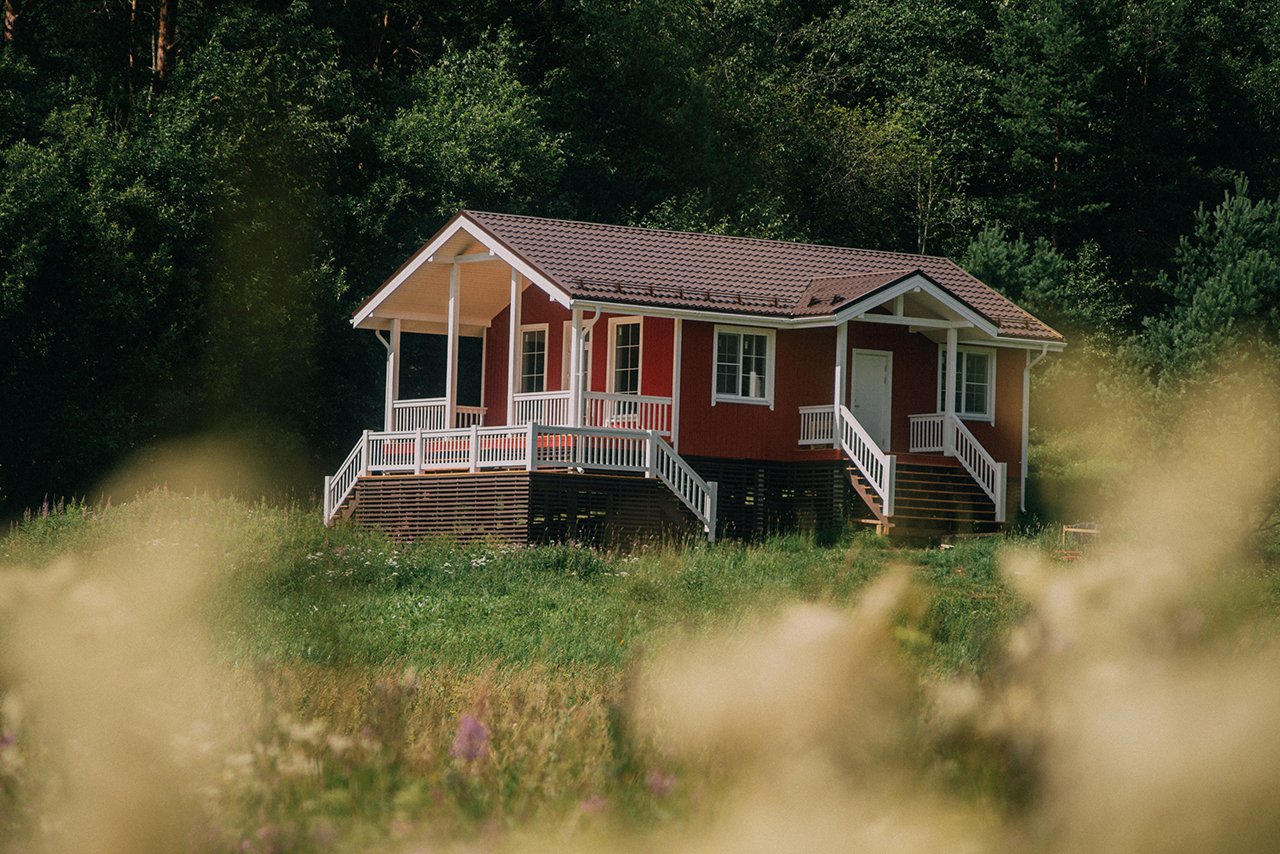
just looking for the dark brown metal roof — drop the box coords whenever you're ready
[466,212,1060,340]
[369,211,1061,340]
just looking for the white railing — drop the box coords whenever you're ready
[651,433,718,540]
[323,423,718,540]
[949,416,1007,522]
[513,391,572,426]
[393,398,486,431]
[837,405,895,516]
[323,431,369,523]
[584,392,672,434]
[909,413,945,453]
[798,405,836,445]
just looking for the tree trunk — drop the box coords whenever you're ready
[154,0,176,92]
[4,0,22,48]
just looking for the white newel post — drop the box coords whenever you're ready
[468,423,479,472]
[526,422,537,471]
[671,317,683,451]
[568,308,583,427]
[507,268,521,425]
[834,321,848,444]
[944,327,958,455]
[445,262,460,430]
[384,318,402,431]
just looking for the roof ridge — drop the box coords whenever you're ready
[464,210,955,264]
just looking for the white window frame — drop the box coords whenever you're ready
[937,343,996,423]
[561,320,592,391]
[519,323,549,394]
[607,316,643,394]
[712,325,776,409]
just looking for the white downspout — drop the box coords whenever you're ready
[1021,343,1050,513]
[379,319,402,432]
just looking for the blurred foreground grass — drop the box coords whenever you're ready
[3,489,1274,853]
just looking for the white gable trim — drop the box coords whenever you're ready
[352,215,572,329]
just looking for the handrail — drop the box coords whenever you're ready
[947,415,1006,522]
[324,432,367,525]
[836,405,895,516]
[651,431,718,541]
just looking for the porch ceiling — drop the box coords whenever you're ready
[356,229,530,336]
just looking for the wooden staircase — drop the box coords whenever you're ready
[847,454,998,536]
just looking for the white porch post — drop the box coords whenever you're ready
[944,327,958,455]
[445,262,460,430]
[834,321,848,443]
[507,268,522,426]
[383,318,402,431]
[671,318,683,452]
[568,308,583,427]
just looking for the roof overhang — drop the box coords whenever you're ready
[351,212,573,331]
[566,270,1063,348]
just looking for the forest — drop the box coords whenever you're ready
[3,0,1280,520]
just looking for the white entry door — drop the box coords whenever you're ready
[851,350,892,451]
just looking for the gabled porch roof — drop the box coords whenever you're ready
[353,211,1064,348]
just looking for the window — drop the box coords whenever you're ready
[713,326,775,406]
[520,325,547,393]
[609,318,642,394]
[937,345,995,421]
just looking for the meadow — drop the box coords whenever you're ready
[1,485,1278,854]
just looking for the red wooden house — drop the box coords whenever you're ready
[324,211,1064,543]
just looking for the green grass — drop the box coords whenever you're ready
[0,489,1044,852]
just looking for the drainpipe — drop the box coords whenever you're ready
[1021,344,1050,513]
[376,319,401,432]
[572,305,603,427]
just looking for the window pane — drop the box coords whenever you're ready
[742,334,767,398]
[521,329,546,393]
[963,352,989,415]
[716,332,740,395]
[613,322,640,394]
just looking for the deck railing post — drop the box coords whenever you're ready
[645,430,656,478]
[526,422,537,471]
[468,423,479,472]
[414,429,424,475]
[707,481,718,543]
[323,475,332,524]
[995,461,1007,523]
[360,430,371,476]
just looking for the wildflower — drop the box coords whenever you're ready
[449,714,490,762]
[647,769,676,797]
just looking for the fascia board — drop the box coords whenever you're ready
[353,215,572,329]
[829,274,1000,337]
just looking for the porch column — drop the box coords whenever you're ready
[944,326,958,455]
[671,317,683,452]
[568,308,584,427]
[445,262,460,429]
[507,267,522,426]
[383,318,402,431]
[834,321,848,443]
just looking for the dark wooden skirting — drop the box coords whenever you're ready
[682,455,850,541]
[345,470,701,546]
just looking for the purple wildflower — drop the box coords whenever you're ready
[450,714,490,762]
[647,769,676,798]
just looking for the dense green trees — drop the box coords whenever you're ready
[2,0,1279,516]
